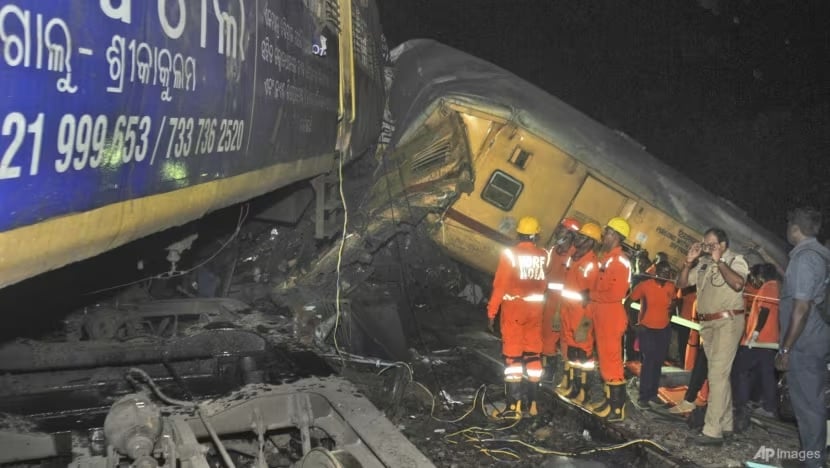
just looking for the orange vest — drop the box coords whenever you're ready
[741,280,780,345]
[630,279,676,329]
[487,241,550,319]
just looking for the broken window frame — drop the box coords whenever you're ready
[481,170,523,211]
[509,147,533,169]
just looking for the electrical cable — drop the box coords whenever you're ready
[86,204,250,295]
[333,150,350,358]
[381,362,671,462]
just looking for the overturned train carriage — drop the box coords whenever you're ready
[0,0,387,289]
[367,39,787,274]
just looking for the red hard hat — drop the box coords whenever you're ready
[560,217,581,232]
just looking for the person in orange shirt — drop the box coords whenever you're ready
[731,263,781,431]
[555,222,601,404]
[487,216,549,419]
[586,217,632,421]
[626,262,677,409]
[542,217,581,384]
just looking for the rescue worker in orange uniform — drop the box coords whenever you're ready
[555,223,601,405]
[487,216,549,419]
[542,217,581,385]
[586,217,632,421]
[731,263,781,431]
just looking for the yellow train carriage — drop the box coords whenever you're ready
[374,40,786,274]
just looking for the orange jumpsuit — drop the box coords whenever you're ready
[560,251,599,357]
[542,246,573,357]
[487,241,549,383]
[590,245,631,383]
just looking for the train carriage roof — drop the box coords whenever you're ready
[388,39,788,268]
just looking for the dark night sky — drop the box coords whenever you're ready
[377,0,830,240]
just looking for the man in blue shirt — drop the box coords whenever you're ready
[776,207,830,468]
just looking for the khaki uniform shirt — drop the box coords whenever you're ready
[688,250,749,315]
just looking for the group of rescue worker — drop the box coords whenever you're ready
[487,215,633,421]
[486,215,785,426]
[486,208,829,466]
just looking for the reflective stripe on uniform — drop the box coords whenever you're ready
[604,255,631,270]
[504,365,523,376]
[526,368,544,379]
[567,360,595,370]
[503,248,516,268]
[548,282,564,291]
[561,289,584,302]
[582,262,595,278]
[503,293,546,302]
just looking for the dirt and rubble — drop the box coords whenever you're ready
[321,287,804,468]
[0,158,812,466]
[191,186,808,468]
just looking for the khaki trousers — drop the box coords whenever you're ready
[699,314,745,438]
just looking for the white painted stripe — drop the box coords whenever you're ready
[670,315,701,331]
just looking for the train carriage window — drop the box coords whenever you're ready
[482,170,523,211]
[509,147,532,169]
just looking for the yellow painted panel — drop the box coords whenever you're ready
[0,154,334,289]
[625,202,702,267]
[565,176,632,230]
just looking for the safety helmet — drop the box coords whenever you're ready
[606,217,631,239]
[578,223,602,242]
[560,217,581,232]
[517,216,541,235]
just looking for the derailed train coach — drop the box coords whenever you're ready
[364,39,788,275]
[0,0,386,289]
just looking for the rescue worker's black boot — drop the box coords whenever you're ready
[585,372,608,412]
[587,381,609,413]
[491,381,523,420]
[569,366,590,406]
[555,362,573,397]
[552,354,564,388]
[594,381,627,422]
[541,355,556,385]
[525,380,539,416]
[565,367,584,401]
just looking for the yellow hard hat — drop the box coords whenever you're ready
[578,223,602,242]
[606,217,631,239]
[517,216,541,235]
